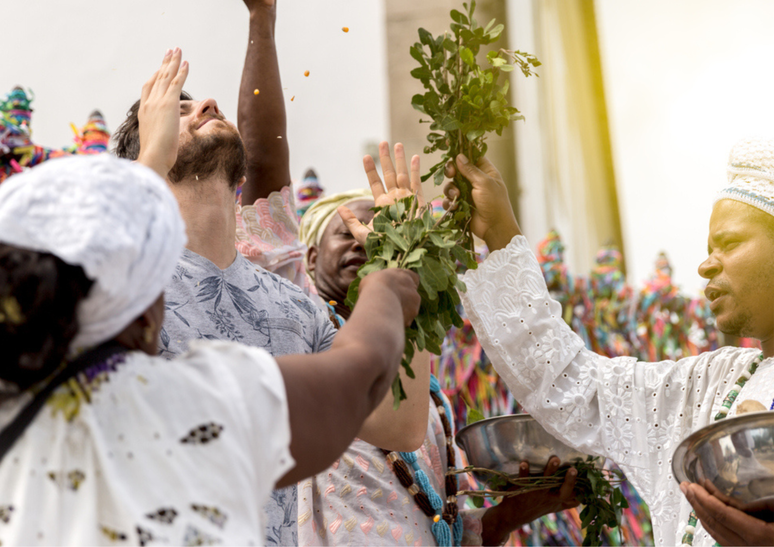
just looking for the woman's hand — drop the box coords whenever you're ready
[136,48,189,180]
[339,141,422,245]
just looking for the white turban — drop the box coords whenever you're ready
[717,137,774,217]
[0,155,187,350]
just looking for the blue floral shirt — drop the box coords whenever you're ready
[161,248,337,546]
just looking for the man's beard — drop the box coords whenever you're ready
[168,124,247,190]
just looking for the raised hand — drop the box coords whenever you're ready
[136,48,189,180]
[681,481,774,546]
[339,141,423,245]
[443,154,521,251]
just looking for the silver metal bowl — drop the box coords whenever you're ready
[673,411,774,508]
[455,414,597,482]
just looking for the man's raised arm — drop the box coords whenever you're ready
[238,0,290,203]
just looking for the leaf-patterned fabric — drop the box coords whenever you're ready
[0,341,293,545]
[460,235,774,547]
[161,249,337,546]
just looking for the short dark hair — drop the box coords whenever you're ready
[112,91,194,160]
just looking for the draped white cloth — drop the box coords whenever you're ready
[0,155,186,350]
[460,235,774,547]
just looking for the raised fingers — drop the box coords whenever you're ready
[394,142,409,190]
[363,155,386,200]
[379,141,397,190]
[170,60,189,98]
[157,48,182,90]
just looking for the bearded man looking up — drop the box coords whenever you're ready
[112,3,423,545]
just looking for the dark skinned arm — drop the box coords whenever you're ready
[274,268,420,487]
[480,457,580,546]
[238,0,290,203]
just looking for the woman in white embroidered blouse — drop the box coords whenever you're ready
[394,149,774,547]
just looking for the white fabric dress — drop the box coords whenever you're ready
[460,235,774,547]
[0,340,294,546]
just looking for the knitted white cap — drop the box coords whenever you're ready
[716,137,774,216]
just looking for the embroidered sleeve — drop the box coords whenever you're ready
[459,235,742,514]
[235,186,312,294]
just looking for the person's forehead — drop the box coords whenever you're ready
[709,199,769,234]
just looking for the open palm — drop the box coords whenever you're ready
[340,141,424,245]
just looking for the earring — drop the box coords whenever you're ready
[143,321,156,345]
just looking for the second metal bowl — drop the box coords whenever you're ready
[455,414,598,482]
[673,411,774,508]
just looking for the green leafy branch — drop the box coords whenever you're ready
[410,0,539,242]
[452,457,629,546]
[345,196,476,408]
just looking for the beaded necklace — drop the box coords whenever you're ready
[680,352,764,547]
[382,375,463,546]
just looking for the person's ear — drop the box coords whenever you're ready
[237,176,246,189]
[307,245,319,274]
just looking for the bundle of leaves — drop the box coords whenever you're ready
[453,457,629,546]
[346,2,540,406]
[410,0,540,239]
[345,196,476,407]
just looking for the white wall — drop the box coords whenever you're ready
[595,0,774,294]
[1,0,388,194]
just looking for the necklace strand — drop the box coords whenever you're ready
[680,352,764,546]
[382,375,462,546]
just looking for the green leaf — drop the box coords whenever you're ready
[410,67,433,81]
[460,47,475,67]
[466,129,485,141]
[450,9,468,24]
[391,376,407,410]
[418,27,434,46]
[404,247,427,265]
[488,23,504,40]
[466,406,485,425]
[410,46,427,66]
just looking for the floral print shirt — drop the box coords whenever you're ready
[162,249,337,546]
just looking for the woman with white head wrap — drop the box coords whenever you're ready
[0,51,420,546]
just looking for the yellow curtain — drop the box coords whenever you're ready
[509,0,623,274]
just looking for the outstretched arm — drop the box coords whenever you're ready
[238,0,290,203]
[275,268,421,487]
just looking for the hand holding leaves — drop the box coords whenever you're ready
[341,143,475,408]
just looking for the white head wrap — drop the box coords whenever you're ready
[297,189,373,281]
[716,137,774,217]
[0,155,187,350]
